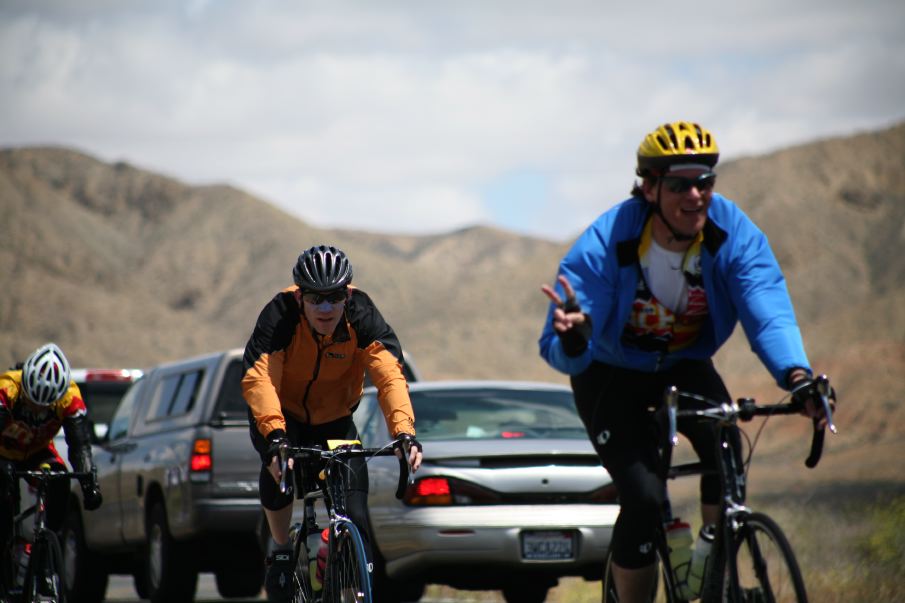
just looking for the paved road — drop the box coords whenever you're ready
[102,574,503,602]
[104,574,262,602]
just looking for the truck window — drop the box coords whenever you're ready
[148,370,203,420]
[214,360,247,418]
[109,378,146,441]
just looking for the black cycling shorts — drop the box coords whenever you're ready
[571,359,741,569]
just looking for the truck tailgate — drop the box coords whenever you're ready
[209,425,260,497]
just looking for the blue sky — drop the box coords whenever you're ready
[2,0,904,241]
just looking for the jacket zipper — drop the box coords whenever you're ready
[300,339,325,424]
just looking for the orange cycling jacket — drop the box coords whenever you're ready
[0,370,88,462]
[242,286,415,440]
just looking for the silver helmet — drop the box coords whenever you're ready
[22,343,71,406]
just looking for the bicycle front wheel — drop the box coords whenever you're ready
[725,512,807,603]
[323,520,372,603]
[23,530,66,603]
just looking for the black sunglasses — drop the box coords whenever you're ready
[661,173,717,194]
[302,289,348,305]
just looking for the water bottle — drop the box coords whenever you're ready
[306,526,327,592]
[311,527,329,591]
[687,523,716,597]
[665,517,695,598]
[15,538,31,587]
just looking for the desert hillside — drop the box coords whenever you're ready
[2,122,904,489]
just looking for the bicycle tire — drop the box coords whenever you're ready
[721,512,807,603]
[23,530,66,603]
[602,548,683,603]
[322,520,372,603]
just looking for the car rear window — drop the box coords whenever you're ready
[408,388,586,441]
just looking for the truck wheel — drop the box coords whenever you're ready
[61,506,108,603]
[145,502,198,603]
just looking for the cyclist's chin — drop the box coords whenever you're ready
[671,214,706,239]
[311,316,341,335]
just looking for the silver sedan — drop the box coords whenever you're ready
[354,381,618,603]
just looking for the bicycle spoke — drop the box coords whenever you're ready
[292,530,315,603]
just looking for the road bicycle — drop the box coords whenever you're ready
[603,375,836,602]
[1,466,93,603]
[277,436,414,603]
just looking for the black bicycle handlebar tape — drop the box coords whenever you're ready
[395,453,409,500]
[278,442,294,498]
[805,419,825,468]
[394,437,414,500]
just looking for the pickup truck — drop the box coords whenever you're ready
[62,347,421,603]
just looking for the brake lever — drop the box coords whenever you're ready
[665,386,679,447]
[278,442,293,496]
[394,438,416,500]
[815,374,837,434]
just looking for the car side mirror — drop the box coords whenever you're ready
[92,421,110,444]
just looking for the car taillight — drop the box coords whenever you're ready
[407,477,452,505]
[84,369,138,382]
[190,438,212,481]
[404,476,501,506]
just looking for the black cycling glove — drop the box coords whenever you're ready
[81,472,103,511]
[394,433,422,455]
[557,296,593,357]
[263,429,288,465]
[790,378,837,410]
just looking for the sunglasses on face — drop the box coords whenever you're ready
[302,289,347,305]
[661,172,717,194]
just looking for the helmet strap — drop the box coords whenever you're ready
[653,179,696,243]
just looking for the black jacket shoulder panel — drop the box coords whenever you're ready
[345,289,404,361]
[243,290,301,374]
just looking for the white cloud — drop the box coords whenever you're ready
[1,0,904,240]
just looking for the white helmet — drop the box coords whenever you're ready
[22,343,71,406]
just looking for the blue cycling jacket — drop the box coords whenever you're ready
[538,194,811,388]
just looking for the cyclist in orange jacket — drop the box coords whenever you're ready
[242,244,423,603]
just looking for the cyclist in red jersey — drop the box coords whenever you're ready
[0,343,103,554]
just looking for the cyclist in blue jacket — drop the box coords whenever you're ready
[539,121,831,602]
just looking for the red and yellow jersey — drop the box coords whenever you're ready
[0,370,87,461]
[242,286,415,439]
[621,217,710,353]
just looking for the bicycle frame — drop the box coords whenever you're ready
[276,438,412,603]
[2,468,92,603]
[663,377,833,602]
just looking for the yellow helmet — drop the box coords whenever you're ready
[636,121,720,176]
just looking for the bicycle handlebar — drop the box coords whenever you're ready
[277,437,414,501]
[665,374,837,469]
[14,468,94,481]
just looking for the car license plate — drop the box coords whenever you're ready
[521,530,575,560]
